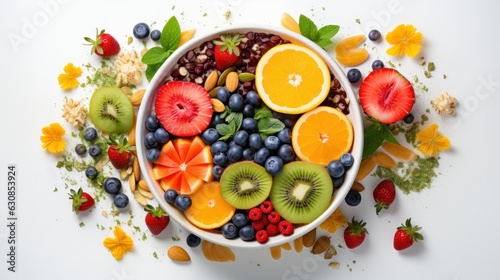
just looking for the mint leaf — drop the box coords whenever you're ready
[216,123,233,140]
[362,122,399,158]
[316,25,340,47]
[232,112,243,131]
[161,16,181,50]
[258,117,286,135]
[299,14,319,41]
[141,47,169,65]
[254,105,273,120]
[145,62,163,82]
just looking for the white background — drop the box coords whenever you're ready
[1,0,499,279]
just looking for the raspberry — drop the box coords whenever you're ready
[255,229,269,244]
[251,219,265,231]
[259,200,273,214]
[266,223,280,237]
[261,213,269,226]
[248,208,262,221]
[267,211,281,224]
[278,220,294,236]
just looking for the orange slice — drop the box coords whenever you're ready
[184,182,236,229]
[255,44,331,114]
[291,106,353,165]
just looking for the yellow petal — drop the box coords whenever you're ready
[417,142,438,156]
[386,44,406,56]
[434,135,451,151]
[403,43,422,58]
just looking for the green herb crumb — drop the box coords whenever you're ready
[79,222,85,227]
[388,60,396,68]
[355,18,361,24]
[427,62,435,71]
[171,235,181,242]
[153,251,158,259]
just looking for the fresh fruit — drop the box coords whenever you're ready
[89,87,134,134]
[344,189,361,206]
[248,208,263,221]
[239,225,255,241]
[167,245,191,262]
[327,160,345,178]
[368,29,381,41]
[373,179,396,215]
[260,200,273,214]
[69,188,95,213]
[277,144,295,163]
[150,29,161,41]
[145,114,159,131]
[228,93,244,111]
[335,35,369,66]
[245,90,261,107]
[255,229,269,244]
[144,204,170,235]
[133,22,150,39]
[255,43,331,114]
[107,134,135,169]
[184,182,236,229]
[371,59,384,70]
[74,144,87,156]
[344,217,368,249]
[291,106,354,165]
[83,127,98,141]
[153,136,213,195]
[347,68,362,83]
[231,213,248,228]
[278,220,294,236]
[154,81,213,137]
[103,177,122,195]
[359,68,415,124]
[270,161,333,224]
[201,128,220,145]
[113,193,129,208]
[340,152,355,167]
[146,148,160,162]
[85,166,98,179]
[84,29,120,57]
[164,189,178,204]
[355,155,376,181]
[186,233,201,247]
[380,142,417,161]
[403,113,415,124]
[219,161,273,209]
[213,34,242,71]
[154,128,170,145]
[265,156,284,176]
[280,13,301,34]
[393,218,424,251]
[88,144,102,158]
[221,222,239,239]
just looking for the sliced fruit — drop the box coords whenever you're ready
[381,142,417,161]
[255,44,331,114]
[89,87,134,134]
[355,155,376,181]
[291,106,353,165]
[179,29,195,47]
[335,35,369,66]
[372,151,397,169]
[155,81,213,137]
[270,161,333,224]
[219,161,273,210]
[201,240,236,262]
[152,136,213,195]
[281,13,301,34]
[359,68,415,124]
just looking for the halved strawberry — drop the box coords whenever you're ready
[154,81,213,137]
[359,68,415,124]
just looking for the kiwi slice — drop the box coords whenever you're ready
[89,87,134,134]
[270,161,333,224]
[220,161,273,210]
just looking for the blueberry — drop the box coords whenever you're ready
[210,141,228,155]
[232,213,248,228]
[164,189,178,204]
[114,193,129,208]
[103,177,122,195]
[239,225,255,241]
[221,222,239,239]
[254,147,271,166]
[327,160,345,178]
[372,59,384,70]
[368,29,381,41]
[227,145,243,163]
[146,148,160,162]
[212,165,225,181]
[242,148,254,161]
[201,128,220,144]
[154,128,170,144]
[88,144,102,158]
[242,118,258,133]
[228,140,237,148]
[277,144,295,163]
[340,152,354,167]
[174,194,192,210]
[145,114,159,131]
[264,135,281,151]
[248,133,263,151]
[265,156,284,176]
[242,104,255,117]
[211,114,225,127]
[344,190,361,206]
[228,93,244,112]
[186,233,201,248]
[150,29,161,41]
[216,87,230,104]
[245,90,261,107]
[233,130,249,146]
[75,144,87,156]
[277,128,291,144]
[85,166,98,179]
[83,127,97,141]
[144,132,158,149]
[332,175,344,188]
[403,113,415,124]
[133,22,150,39]
[347,68,362,83]
[213,152,228,166]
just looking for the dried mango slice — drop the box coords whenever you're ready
[381,142,418,161]
[373,152,397,169]
[201,240,235,262]
[270,246,282,260]
[281,13,301,34]
[335,35,369,66]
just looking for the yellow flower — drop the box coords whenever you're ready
[103,226,134,260]
[416,124,451,156]
[385,24,424,58]
[58,63,82,90]
[40,123,66,153]
[319,208,346,234]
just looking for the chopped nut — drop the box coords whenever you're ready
[61,98,87,127]
[328,262,340,269]
[431,92,457,115]
[115,50,143,86]
[179,67,188,76]
[195,54,208,63]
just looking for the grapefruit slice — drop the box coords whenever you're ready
[152,136,213,195]
[155,81,213,137]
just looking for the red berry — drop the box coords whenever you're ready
[393,218,424,251]
[267,211,281,224]
[255,229,269,244]
[248,207,262,221]
[343,217,368,249]
[373,179,396,215]
[84,29,120,57]
[251,219,265,231]
[278,220,294,236]
[69,188,95,214]
[260,200,273,214]
[266,223,280,237]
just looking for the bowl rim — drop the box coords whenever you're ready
[136,24,364,249]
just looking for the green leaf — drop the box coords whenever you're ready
[232,112,243,131]
[315,25,339,47]
[253,105,273,120]
[314,39,334,48]
[225,112,236,123]
[258,117,286,135]
[362,122,399,158]
[145,62,163,82]
[141,47,169,65]
[299,14,319,41]
[161,16,181,51]
[216,123,233,137]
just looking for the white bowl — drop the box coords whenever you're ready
[136,25,364,249]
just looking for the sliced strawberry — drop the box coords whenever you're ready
[213,34,242,71]
[155,81,213,137]
[359,68,415,124]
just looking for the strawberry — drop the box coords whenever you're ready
[144,204,170,235]
[107,134,135,169]
[69,188,95,214]
[393,218,424,251]
[84,29,121,57]
[213,34,242,71]
[359,68,415,124]
[373,179,396,215]
[343,217,368,249]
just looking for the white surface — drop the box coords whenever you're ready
[0,0,499,279]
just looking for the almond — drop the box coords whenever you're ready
[312,236,331,255]
[133,157,140,181]
[201,240,236,262]
[128,173,136,193]
[373,151,397,169]
[328,262,340,269]
[138,188,154,200]
[204,70,219,91]
[355,155,376,181]
[225,72,239,92]
[133,190,147,206]
[127,115,137,146]
[293,237,304,253]
[351,181,365,192]
[211,98,226,112]
[138,179,149,191]
[217,66,236,86]
[209,86,222,98]
[324,245,337,259]
[167,246,191,262]
[129,89,146,106]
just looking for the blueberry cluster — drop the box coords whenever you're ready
[103,177,129,209]
[143,114,170,162]
[327,152,355,189]
[132,22,161,41]
[346,29,384,84]
[164,189,192,211]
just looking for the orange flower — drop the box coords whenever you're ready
[319,208,346,234]
[58,63,82,90]
[385,24,423,58]
[103,226,134,260]
[416,124,451,156]
[40,123,66,153]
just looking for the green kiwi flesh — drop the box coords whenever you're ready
[220,161,273,209]
[270,161,333,224]
[89,87,134,134]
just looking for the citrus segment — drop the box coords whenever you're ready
[184,182,236,229]
[255,44,331,114]
[281,13,301,34]
[291,106,353,165]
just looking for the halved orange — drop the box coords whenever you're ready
[255,43,331,114]
[184,182,236,229]
[291,106,354,165]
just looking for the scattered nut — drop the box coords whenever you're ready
[311,236,331,255]
[324,245,337,259]
[133,157,140,181]
[167,246,191,262]
[238,72,255,82]
[328,262,340,269]
[138,179,149,191]
[431,91,457,115]
[302,228,317,248]
[129,89,146,106]
[209,86,222,98]
[138,188,154,200]
[128,173,136,193]
[133,190,147,206]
